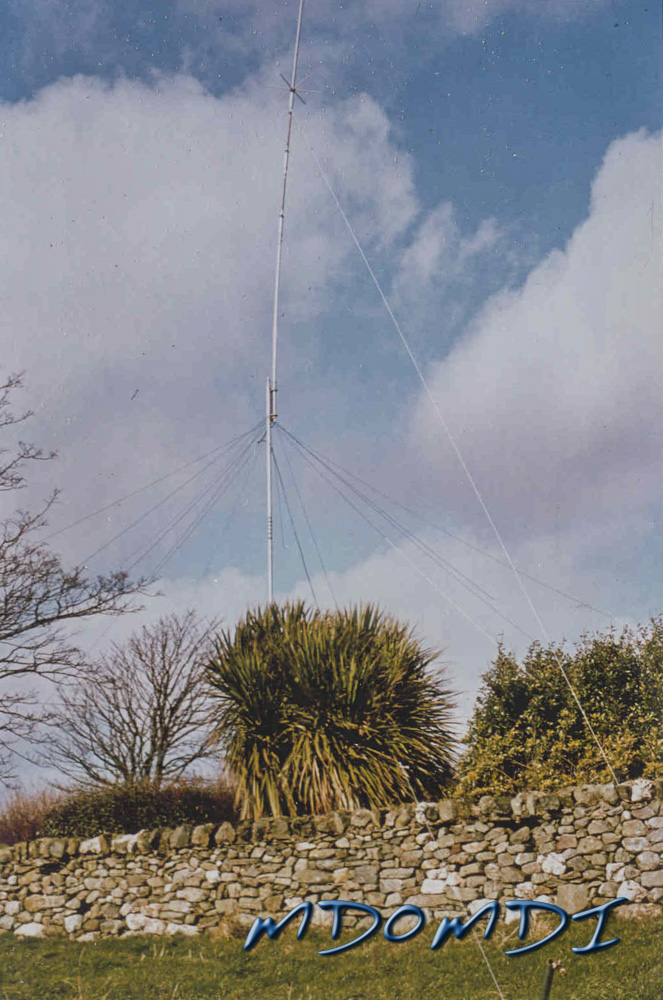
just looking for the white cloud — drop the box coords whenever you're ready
[3,79,655,607]
[244,125,661,724]
[393,202,501,309]
[97,504,631,727]
[1,66,659,791]
[409,129,662,536]
[0,75,418,552]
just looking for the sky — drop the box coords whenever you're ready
[1,0,661,742]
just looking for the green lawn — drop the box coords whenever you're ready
[0,918,661,1000]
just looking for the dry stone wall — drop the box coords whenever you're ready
[0,778,662,939]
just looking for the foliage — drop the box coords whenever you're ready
[37,777,236,838]
[458,617,663,794]
[44,612,219,787]
[0,786,63,845]
[205,601,457,819]
[0,371,144,779]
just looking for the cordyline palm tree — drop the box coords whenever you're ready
[205,601,457,819]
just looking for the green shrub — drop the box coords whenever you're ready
[205,601,457,818]
[458,617,663,794]
[37,777,236,838]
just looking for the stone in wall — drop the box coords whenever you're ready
[0,779,660,938]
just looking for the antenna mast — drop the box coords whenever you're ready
[266,0,306,604]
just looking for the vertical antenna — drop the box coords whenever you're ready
[266,0,306,604]
[266,377,274,603]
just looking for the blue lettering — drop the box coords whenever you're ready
[242,897,625,959]
[571,897,626,954]
[317,900,382,956]
[504,900,569,956]
[383,905,426,943]
[430,901,500,950]
[243,901,313,952]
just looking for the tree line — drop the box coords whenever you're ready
[0,370,661,821]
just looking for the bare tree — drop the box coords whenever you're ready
[0,371,145,778]
[0,371,54,491]
[44,612,219,786]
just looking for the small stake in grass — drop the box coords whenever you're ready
[538,959,565,1000]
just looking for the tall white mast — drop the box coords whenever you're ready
[267,0,306,604]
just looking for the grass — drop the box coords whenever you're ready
[0,916,661,999]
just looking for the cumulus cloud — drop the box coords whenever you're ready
[108,505,628,725]
[245,124,659,716]
[393,203,502,317]
[1,62,658,782]
[409,129,662,538]
[0,74,417,565]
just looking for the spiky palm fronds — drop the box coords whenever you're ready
[205,602,457,818]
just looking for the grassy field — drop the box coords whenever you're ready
[0,917,661,1000]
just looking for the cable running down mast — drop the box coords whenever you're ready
[266,0,306,603]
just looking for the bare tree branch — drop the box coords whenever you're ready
[42,612,220,787]
[0,370,146,781]
[0,372,55,492]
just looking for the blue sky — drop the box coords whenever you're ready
[1,0,661,721]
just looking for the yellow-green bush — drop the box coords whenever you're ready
[457,617,663,794]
